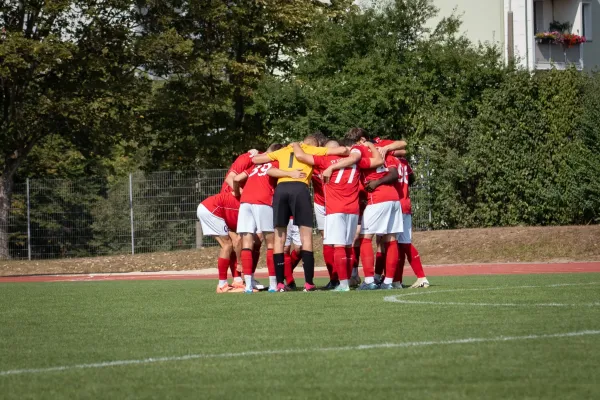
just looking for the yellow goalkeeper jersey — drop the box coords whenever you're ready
[267,144,328,185]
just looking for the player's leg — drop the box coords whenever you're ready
[316,203,336,286]
[293,185,316,291]
[379,202,402,290]
[197,204,240,293]
[357,204,379,290]
[272,186,291,291]
[241,232,257,293]
[332,213,358,292]
[253,204,274,291]
[374,235,385,285]
[252,234,262,273]
[349,223,362,288]
[393,212,411,288]
[228,231,244,288]
[396,213,429,288]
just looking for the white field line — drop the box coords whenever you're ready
[384,282,600,306]
[1,330,599,377]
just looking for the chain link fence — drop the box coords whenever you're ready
[5,165,432,260]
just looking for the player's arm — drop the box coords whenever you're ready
[267,167,307,180]
[365,167,399,192]
[292,143,315,165]
[223,171,237,191]
[252,154,271,164]
[325,146,350,156]
[392,149,407,157]
[378,140,407,157]
[363,142,384,168]
[232,172,249,198]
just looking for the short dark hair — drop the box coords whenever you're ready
[344,127,368,143]
[340,138,356,147]
[267,143,283,152]
[312,131,328,147]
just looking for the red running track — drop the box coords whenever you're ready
[0,262,599,283]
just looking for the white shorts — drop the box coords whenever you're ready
[323,213,359,246]
[396,214,412,244]
[197,204,229,236]
[285,219,302,247]
[360,201,403,235]
[237,203,274,234]
[314,203,325,231]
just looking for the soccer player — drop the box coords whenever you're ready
[293,140,384,291]
[219,149,260,285]
[233,144,307,293]
[324,128,405,290]
[197,192,244,293]
[251,134,348,292]
[393,156,430,288]
[314,140,344,289]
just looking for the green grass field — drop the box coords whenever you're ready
[1,274,599,399]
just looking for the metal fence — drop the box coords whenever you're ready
[5,166,432,260]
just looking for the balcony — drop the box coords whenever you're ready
[534,40,583,70]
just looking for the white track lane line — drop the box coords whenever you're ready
[1,330,599,377]
[384,282,600,306]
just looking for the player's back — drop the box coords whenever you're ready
[356,145,399,205]
[221,153,253,194]
[201,192,240,230]
[240,160,279,206]
[314,155,360,215]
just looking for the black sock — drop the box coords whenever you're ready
[302,250,315,285]
[274,253,285,284]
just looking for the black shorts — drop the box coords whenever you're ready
[273,182,313,228]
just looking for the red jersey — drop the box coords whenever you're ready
[200,193,240,231]
[220,153,254,194]
[356,146,400,205]
[311,169,325,206]
[396,158,413,214]
[313,155,360,215]
[240,161,279,206]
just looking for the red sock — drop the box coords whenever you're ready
[229,253,240,278]
[375,251,385,276]
[241,249,254,277]
[334,247,349,280]
[266,249,275,276]
[352,246,360,269]
[345,247,354,278]
[360,238,374,278]
[284,253,295,283]
[217,258,229,281]
[323,245,335,280]
[406,244,426,278]
[252,244,261,273]
[384,241,398,281]
[290,249,302,270]
[394,243,406,282]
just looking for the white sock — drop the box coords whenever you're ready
[244,275,253,290]
[338,279,349,289]
[351,267,358,278]
[374,274,382,282]
[233,276,243,283]
[269,276,277,288]
[365,277,374,284]
[218,280,228,287]
[383,277,393,285]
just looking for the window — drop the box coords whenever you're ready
[582,2,592,41]
[534,1,545,34]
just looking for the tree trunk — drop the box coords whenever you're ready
[0,172,14,260]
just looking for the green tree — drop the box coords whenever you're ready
[0,0,150,258]
[137,0,357,170]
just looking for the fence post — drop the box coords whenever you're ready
[26,178,31,260]
[129,173,135,255]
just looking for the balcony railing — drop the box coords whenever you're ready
[535,40,583,70]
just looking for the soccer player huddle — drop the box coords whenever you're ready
[197,128,430,293]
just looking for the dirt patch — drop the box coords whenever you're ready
[1,225,599,277]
